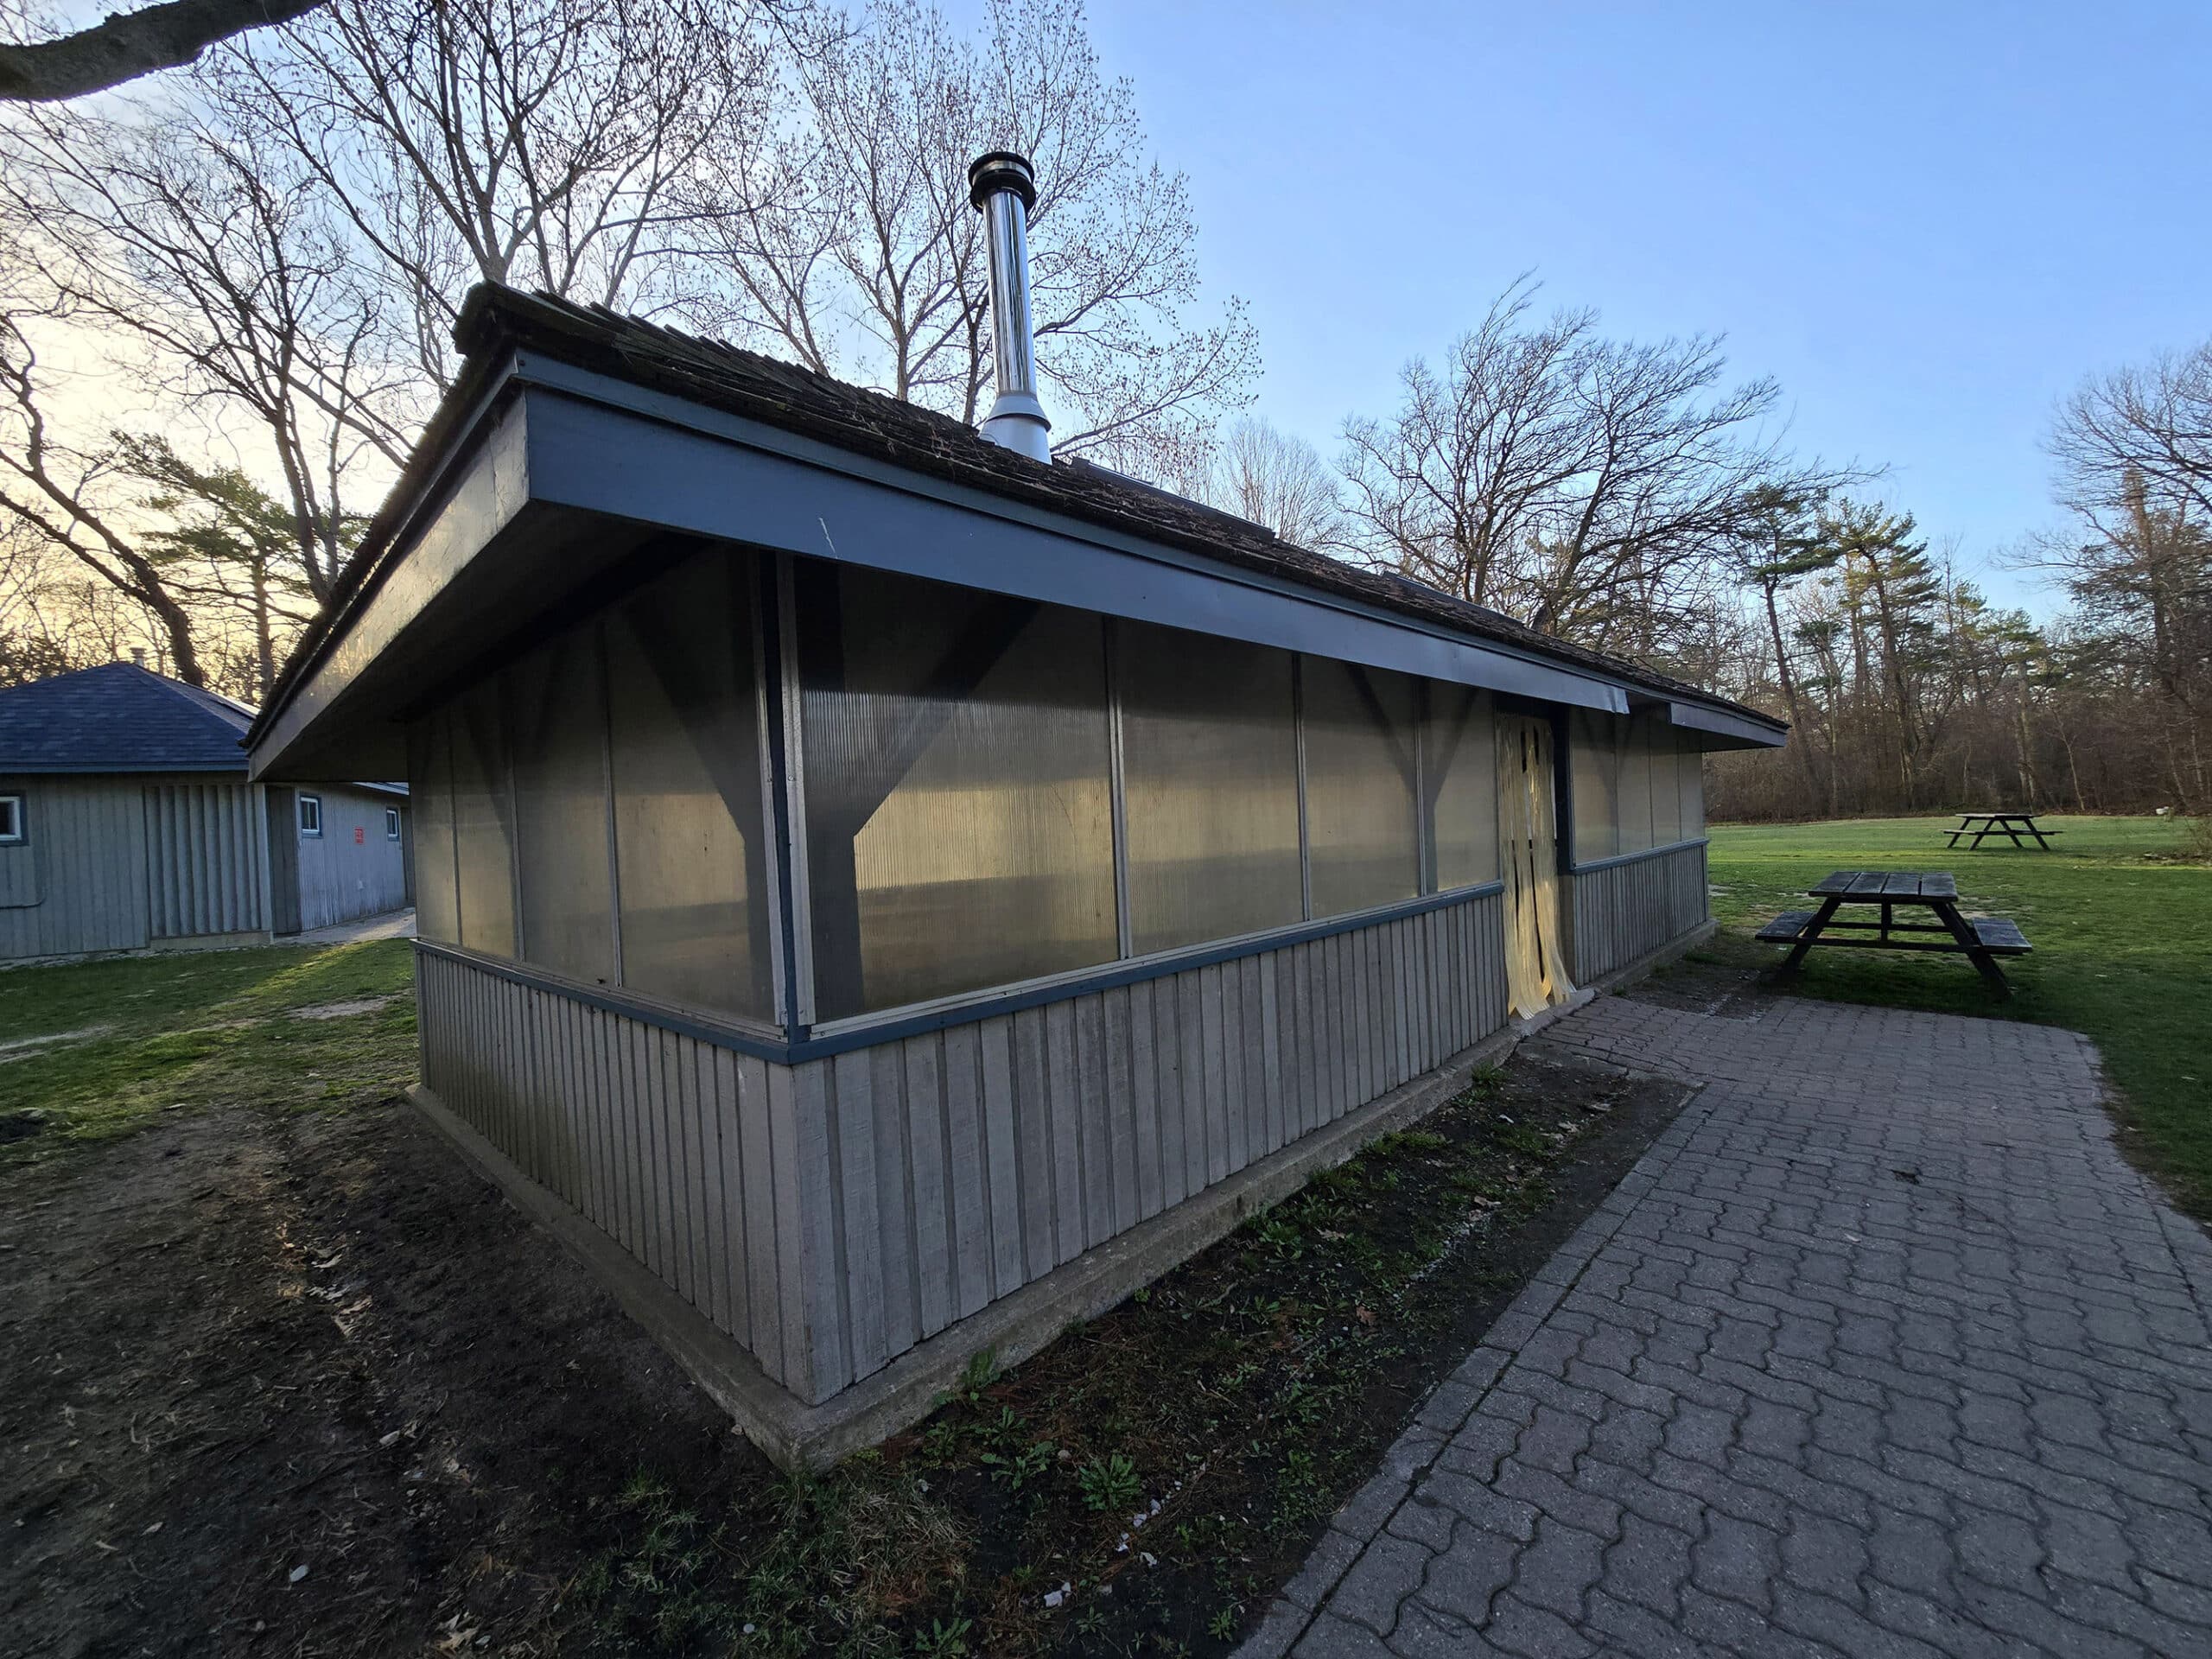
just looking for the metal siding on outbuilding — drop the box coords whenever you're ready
[292,785,410,929]
[0,774,153,960]
[143,781,267,938]
[413,885,1513,1408]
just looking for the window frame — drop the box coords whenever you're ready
[385,804,402,841]
[0,792,23,845]
[297,792,322,838]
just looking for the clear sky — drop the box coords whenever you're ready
[1076,1,2212,614]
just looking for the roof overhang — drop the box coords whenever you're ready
[1665,698,1788,750]
[256,350,1804,779]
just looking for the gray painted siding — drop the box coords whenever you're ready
[416,888,1510,1407]
[0,774,152,960]
[294,785,410,929]
[144,782,268,938]
[1568,840,1710,983]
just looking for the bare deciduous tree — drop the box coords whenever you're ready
[1184,416,1342,546]
[2042,346,2212,817]
[711,0,1256,478]
[3,104,409,604]
[214,0,791,388]
[1339,277,1848,661]
[0,311,209,683]
[0,0,320,103]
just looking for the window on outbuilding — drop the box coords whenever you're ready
[0,793,22,844]
[297,793,322,837]
[385,805,401,840]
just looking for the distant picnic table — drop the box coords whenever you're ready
[1756,869,2030,998]
[1945,811,2060,851]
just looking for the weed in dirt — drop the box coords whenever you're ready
[1076,1452,1142,1514]
[572,1454,965,1657]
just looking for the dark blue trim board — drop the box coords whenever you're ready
[1567,837,1710,877]
[515,378,1630,716]
[412,880,1507,1068]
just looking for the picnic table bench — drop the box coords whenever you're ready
[1945,811,2061,851]
[1755,869,2030,997]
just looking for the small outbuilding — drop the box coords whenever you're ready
[246,154,1783,1465]
[0,661,410,962]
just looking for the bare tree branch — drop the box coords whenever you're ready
[0,0,320,103]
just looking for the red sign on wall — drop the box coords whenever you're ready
[354,826,365,844]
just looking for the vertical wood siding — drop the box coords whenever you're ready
[1567,840,1710,984]
[0,774,151,960]
[294,786,410,930]
[144,782,268,938]
[415,888,1510,1407]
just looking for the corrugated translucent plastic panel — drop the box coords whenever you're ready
[1647,717,1682,847]
[1427,682,1497,891]
[511,627,615,983]
[1302,657,1420,918]
[1678,730,1707,838]
[1617,714,1656,854]
[1569,708,1619,863]
[407,716,459,944]
[607,548,771,1020]
[798,563,1116,1019]
[450,681,517,957]
[1119,623,1302,954]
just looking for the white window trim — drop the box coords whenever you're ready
[0,793,22,845]
[298,792,323,837]
[385,805,402,840]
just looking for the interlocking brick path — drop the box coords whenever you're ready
[1242,995,2212,1658]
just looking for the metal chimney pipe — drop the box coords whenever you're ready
[968,150,1052,462]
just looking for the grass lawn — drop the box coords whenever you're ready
[1700,813,2211,1217]
[0,938,417,1161]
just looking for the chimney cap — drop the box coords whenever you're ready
[967,150,1037,213]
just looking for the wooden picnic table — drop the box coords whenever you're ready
[1945,811,2061,851]
[1755,869,2031,997]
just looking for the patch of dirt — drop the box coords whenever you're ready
[287,996,399,1022]
[0,1098,775,1659]
[1621,947,1773,1019]
[2,1041,1694,1657]
[0,1025,115,1063]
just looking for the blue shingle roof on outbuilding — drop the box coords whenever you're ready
[0,663,255,774]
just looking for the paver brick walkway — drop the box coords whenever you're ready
[1243,995,2212,1658]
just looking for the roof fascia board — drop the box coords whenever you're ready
[0,760,247,775]
[515,370,1632,714]
[1668,698,1787,749]
[249,396,531,779]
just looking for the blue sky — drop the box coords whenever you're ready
[1078,1,2212,614]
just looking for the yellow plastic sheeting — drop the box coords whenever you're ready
[1497,715,1574,1020]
